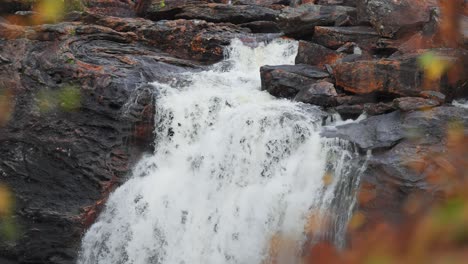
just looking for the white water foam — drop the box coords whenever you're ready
[78,39,362,264]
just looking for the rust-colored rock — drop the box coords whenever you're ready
[334,49,468,98]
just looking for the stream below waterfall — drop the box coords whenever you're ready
[78,39,365,264]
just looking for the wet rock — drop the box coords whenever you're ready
[393,97,440,112]
[294,81,337,107]
[356,0,439,38]
[260,64,329,99]
[295,41,345,67]
[357,106,468,228]
[0,17,200,263]
[277,3,356,37]
[335,104,365,120]
[322,111,404,150]
[312,26,380,50]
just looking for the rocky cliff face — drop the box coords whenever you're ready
[0,0,467,263]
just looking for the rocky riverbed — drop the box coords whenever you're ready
[0,0,467,263]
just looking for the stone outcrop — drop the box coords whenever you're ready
[260,64,330,98]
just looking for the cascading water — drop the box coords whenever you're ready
[78,39,364,264]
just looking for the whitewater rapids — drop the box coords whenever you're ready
[78,39,363,264]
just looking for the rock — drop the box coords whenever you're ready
[0,0,34,14]
[364,102,395,115]
[77,13,251,64]
[232,0,290,6]
[136,0,225,20]
[295,41,345,67]
[419,90,446,104]
[335,104,365,119]
[322,111,404,150]
[86,0,136,17]
[294,81,337,107]
[239,20,280,33]
[277,3,356,37]
[0,17,202,263]
[174,4,279,24]
[312,26,380,50]
[393,97,440,112]
[260,64,329,99]
[137,2,279,23]
[356,0,439,38]
[334,49,468,98]
[356,106,468,228]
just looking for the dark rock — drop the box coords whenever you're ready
[260,64,329,99]
[232,0,290,6]
[295,41,345,67]
[0,0,34,14]
[356,0,439,38]
[335,104,365,119]
[364,101,395,115]
[316,0,357,6]
[356,106,468,228]
[322,111,404,150]
[312,26,380,50]
[0,17,200,263]
[175,4,279,24]
[393,97,440,112]
[239,20,280,33]
[294,81,337,107]
[277,3,356,37]
[137,2,279,23]
[86,0,136,17]
[136,0,226,20]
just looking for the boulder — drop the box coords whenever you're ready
[136,0,226,20]
[356,106,468,228]
[312,26,380,50]
[277,3,356,37]
[260,64,329,99]
[295,41,345,67]
[322,111,404,150]
[393,97,440,112]
[356,0,439,38]
[294,81,338,107]
[0,15,205,263]
[334,49,468,98]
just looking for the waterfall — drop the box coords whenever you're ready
[78,39,364,264]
